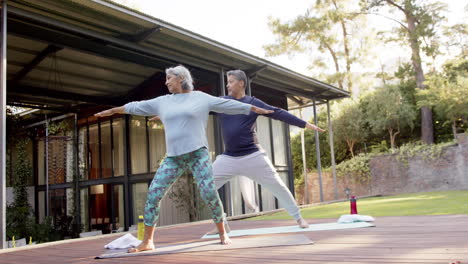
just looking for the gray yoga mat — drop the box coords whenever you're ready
[97,234,313,259]
[202,221,376,239]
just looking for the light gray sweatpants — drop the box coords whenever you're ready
[213,150,301,220]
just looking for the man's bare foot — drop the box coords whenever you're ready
[127,241,155,253]
[219,233,232,245]
[297,218,310,229]
[206,221,231,235]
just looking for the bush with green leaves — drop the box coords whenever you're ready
[395,141,456,167]
[336,153,374,184]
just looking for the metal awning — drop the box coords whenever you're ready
[5,0,349,111]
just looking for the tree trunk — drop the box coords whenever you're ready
[389,128,395,151]
[405,9,434,144]
[389,127,400,151]
[452,120,457,141]
[346,138,355,157]
[331,0,352,93]
[340,20,353,94]
[323,40,344,90]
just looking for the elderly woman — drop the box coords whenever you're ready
[95,65,272,253]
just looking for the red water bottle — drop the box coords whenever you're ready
[350,196,358,214]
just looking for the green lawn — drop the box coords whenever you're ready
[249,190,468,220]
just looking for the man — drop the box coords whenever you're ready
[210,69,325,233]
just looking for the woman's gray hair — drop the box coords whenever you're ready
[227,70,247,89]
[165,65,194,91]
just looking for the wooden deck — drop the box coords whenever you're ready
[0,214,467,264]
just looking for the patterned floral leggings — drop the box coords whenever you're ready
[144,147,224,226]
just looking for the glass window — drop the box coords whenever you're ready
[272,120,288,166]
[230,177,245,216]
[206,116,216,161]
[37,140,45,185]
[89,184,112,234]
[38,191,46,223]
[277,171,291,209]
[66,131,74,183]
[101,121,112,178]
[66,188,74,216]
[148,120,166,172]
[88,124,100,179]
[113,185,125,231]
[260,187,276,212]
[130,117,148,174]
[49,189,66,225]
[112,119,125,177]
[256,116,272,160]
[80,188,89,231]
[132,183,148,225]
[78,127,88,180]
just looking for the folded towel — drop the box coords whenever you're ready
[337,214,375,224]
[104,233,141,249]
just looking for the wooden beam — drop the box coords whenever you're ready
[11,45,63,84]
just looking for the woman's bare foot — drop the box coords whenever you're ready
[127,241,155,253]
[297,218,310,228]
[206,220,231,235]
[219,233,232,245]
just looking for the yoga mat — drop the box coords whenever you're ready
[202,221,375,239]
[97,234,312,259]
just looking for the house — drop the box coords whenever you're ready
[0,0,349,246]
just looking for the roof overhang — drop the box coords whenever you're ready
[4,0,349,113]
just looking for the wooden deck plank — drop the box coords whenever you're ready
[0,215,466,264]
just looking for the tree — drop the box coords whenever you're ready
[417,58,468,140]
[332,99,368,157]
[362,0,447,144]
[265,0,370,94]
[364,85,417,150]
[442,23,467,58]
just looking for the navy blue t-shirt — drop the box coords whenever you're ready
[217,95,306,157]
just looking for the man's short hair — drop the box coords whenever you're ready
[227,70,247,89]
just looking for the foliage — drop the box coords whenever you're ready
[361,85,417,149]
[47,119,73,136]
[369,140,389,153]
[336,153,374,184]
[362,0,447,59]
[442,23,467,57]
[6,139,33,240]
[395,140,455,167]
[362,0,447,144]
[31,217,61,243]
[332,99,368,157]
[417,58,468,138]
[265,0,372,93]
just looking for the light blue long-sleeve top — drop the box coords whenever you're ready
[124,91,251,157]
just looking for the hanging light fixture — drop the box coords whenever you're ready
[90,184,104,195]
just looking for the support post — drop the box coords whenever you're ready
[313,99,324,202]
[0,0,7,250]
[299,109,309,204]
[45,115,49,216]
[327,101,338,200]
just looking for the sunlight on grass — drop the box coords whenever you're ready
[248,190,468,221]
